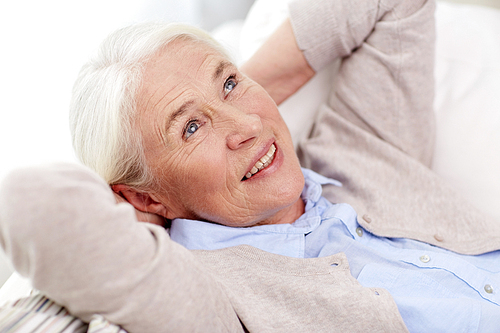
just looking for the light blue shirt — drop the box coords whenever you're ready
[170,169,500,332]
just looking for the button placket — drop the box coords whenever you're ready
[478,281,498,303]
[400,251,500,305]
[419,254,431,263]
[484,284,494,294]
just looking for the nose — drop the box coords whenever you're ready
[225,109,263,150]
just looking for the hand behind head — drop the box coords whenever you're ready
[113,191,167,227]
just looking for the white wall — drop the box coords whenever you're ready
[444,0,500,8]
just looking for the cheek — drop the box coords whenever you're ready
[157,144,229,202]
[246,89,276,113]
[245,89,289,131]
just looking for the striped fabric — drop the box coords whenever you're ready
[0,293,127,333]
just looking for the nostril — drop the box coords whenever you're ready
[240,136,257,146]
[227,134,258,150]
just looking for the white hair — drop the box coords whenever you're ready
[69,22,228,189]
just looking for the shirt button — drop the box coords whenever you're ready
[419,254,431,263]
[356,227,364,237]
[362,214,372,223]
[484,284,494,294]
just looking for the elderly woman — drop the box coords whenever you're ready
[1,0,500,332]
[71,25,305,228]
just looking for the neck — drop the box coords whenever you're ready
[257,197,305,226]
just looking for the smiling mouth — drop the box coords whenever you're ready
[242,144,276,181]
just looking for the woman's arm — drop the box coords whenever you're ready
[244,0,435,165]
[240,18,315,105]
[0,163,242,333]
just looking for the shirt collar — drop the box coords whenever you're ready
[301,168,342,210]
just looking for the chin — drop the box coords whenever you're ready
[269,167,305,210]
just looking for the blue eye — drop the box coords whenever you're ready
[224,76,237,96]
[184,120,199,139]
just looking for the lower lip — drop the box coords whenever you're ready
[245,143,283,181]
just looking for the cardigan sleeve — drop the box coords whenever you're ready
[289,0,436,166]
[0,163,243,333]
[288,0,430,71]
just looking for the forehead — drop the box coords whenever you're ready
[135,38,233,139]
[137,39,231,110]
[142,39,228,85]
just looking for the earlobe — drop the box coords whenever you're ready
[111,184,169,218]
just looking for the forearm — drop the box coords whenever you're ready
[0,163,241,332]
[240,18,315,105]
[288,0,436,164]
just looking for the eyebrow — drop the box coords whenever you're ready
[212,60,232,82]
[165,100,195,135]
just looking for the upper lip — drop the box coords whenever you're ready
[243,139,275,180]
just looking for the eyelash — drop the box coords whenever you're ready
[183,119,200,140]
[182,75,238,140]
[224,74,238,97]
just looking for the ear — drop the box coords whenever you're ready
[112,184,169,218]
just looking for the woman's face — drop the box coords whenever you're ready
[136,39,304,227]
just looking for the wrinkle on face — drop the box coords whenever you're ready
[134,39,305,227]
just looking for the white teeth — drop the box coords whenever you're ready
[245,144,276,180]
